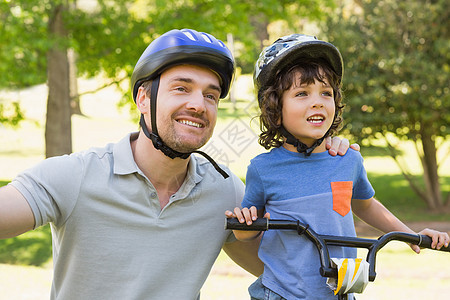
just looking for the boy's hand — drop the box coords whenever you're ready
[225,206,270,225]
[325,136,360,156]
[225,206,258,225]
[225,207,269,242]
[237,206,258,225]
[410,228,450,254]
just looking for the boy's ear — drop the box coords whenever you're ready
[135,87,149,114]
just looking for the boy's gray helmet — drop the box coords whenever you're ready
[254,34,343,98]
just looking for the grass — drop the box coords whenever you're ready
[367,173,450,221]
[1,243,447,300]
[0,225,51,267]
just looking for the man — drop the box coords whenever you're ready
[0,29,355,299]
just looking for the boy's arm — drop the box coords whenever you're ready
[352,197,412,234]
[0,185,35,239]
[352,197,449,253]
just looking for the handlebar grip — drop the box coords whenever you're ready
[419,235,450,252]
[225,218,269,231]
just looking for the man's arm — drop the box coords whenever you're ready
[0,185,35,239]
[222,236,264,277]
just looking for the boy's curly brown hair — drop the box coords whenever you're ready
[257,57,345,150]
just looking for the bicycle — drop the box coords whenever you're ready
[225,218,449,300]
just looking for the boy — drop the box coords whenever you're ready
[225,34,449,299]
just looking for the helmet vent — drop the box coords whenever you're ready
[202,34,212,44]
[183,31,196,41]
[201,33,212,43]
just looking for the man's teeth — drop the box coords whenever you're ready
[178,120,203,128]
[307,116,324,123]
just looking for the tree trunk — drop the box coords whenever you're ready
[69,48,82,116]
[45,3,72,158]
[419,125,442,210]
[249,13,269,50]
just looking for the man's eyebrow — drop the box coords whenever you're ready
[207,83,221,94]
[170,77,193,84]
[170,77,221,93]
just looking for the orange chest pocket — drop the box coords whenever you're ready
[330,181,353,216]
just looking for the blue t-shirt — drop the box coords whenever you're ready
[242,147,375,300]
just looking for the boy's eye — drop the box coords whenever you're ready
[295,91,307,97]
[176,86,187,92]
[322,91,333,97]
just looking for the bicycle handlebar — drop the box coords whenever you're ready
[225,218,449,281]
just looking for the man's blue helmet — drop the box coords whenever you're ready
[130,29,234,178]
[131,28,235,101]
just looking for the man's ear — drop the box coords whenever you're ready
[135,87,149,114]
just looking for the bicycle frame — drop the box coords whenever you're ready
[225,218,449,299]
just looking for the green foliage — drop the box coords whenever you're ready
[0,0,147,123]
[1,0,336,123]
[0,101,23,126]
[0,0,52,88]
[68,0,149,79]
[132,0,335,73]
[325,0,449,143]
[323,0,449,209]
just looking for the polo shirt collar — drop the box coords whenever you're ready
[186,154,203,185]
[113,132,140,175]
[112,133,203,185]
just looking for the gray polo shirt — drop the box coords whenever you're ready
[11,133,244,300]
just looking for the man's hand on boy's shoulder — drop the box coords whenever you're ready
[325,136,360,156]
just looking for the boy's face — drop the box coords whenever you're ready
[281,70,336,150]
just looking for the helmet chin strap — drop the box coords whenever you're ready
[279,125,329,156]
[139,76,229,179]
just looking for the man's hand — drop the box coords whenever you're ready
[325,136,360,156]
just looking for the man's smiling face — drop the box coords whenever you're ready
[149,64,221,153]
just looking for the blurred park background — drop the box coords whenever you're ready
[0,0,448,299]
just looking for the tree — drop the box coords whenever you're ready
[46,2,72,157]
[135,0,335,73]
[324,0,449,210]
[0,0,147,157]
[1,0,335,156]
[0,0,47,128]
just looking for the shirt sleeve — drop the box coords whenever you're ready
[10,154,84,228]
[352,154,375,200]
[241,162,266,210]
